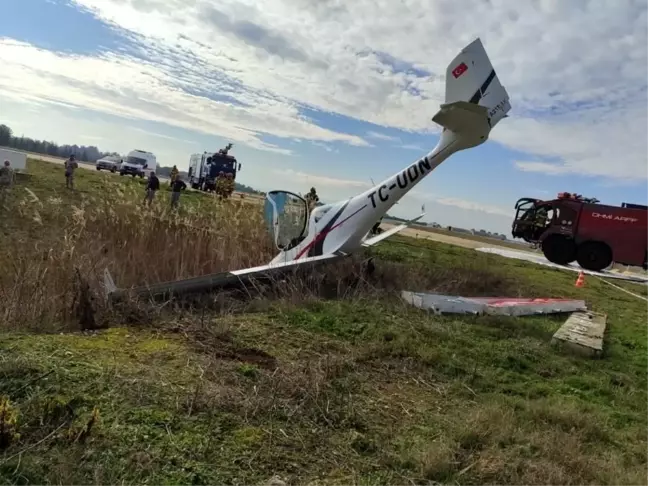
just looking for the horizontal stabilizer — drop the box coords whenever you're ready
[362,213,425,247]
[431,101,491,139]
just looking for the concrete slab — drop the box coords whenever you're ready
[476,247,648,284]
[551,311,607,358]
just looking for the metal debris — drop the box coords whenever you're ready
[401,291,587,316]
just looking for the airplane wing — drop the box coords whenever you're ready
[362,213,426,247]
[105,251,348,302]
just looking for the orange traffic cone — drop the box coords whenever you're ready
[575,271,585,288]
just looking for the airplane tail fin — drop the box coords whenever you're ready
[432,38,511,137]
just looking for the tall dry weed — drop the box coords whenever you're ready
[0,179,274,331]
[0,177,514,332]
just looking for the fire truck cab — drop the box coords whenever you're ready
[512,192,648,272]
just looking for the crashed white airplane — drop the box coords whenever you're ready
[105,37,512,301]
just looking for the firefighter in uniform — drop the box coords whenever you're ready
[170,165,179,184]
[305,187,319,212]
[533,206,549,239]
[224,173,235,198]
[370,217,383,236]
[215,171,226,198]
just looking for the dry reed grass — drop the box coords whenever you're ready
[0,175,515,332]
[0,178,275,331]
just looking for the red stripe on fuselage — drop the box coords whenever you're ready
[295,205,366,259]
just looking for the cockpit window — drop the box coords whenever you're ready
[263,191,309,250]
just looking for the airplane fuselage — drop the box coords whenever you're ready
[268,37,511,267]
[269,130,466,265]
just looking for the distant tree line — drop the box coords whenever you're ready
[0,123,119,163]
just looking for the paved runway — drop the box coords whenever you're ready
[476,247,648,283]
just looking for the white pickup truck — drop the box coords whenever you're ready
[95,155,122,173]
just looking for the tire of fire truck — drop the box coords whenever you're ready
[576,241,613,272]
[541,234,576,265]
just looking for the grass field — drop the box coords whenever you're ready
[0,160,646,485]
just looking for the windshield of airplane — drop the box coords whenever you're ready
[264,191,308,250]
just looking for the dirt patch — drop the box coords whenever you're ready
[213,346,278,369]
[179,325,278,369]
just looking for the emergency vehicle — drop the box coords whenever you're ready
[512,192,648,271]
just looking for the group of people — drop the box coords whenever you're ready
[2,154,81,205]
[172,165,235,199]
[143,170,186,209]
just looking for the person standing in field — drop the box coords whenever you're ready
[215,171,226,198]
[0,160,14,187]
[170,175,187,209]
[64,154,78,190]
[170,165,179,185]
[0,160,14,207]
[305,187,319,212]
[223,172,235,198]
[143,171,160,206]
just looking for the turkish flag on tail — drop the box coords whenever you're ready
[452,62,468,78]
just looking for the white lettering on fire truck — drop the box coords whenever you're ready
[592,212,638,223]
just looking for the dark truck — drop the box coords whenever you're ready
[512,192,648,271]
[188,143,241,191]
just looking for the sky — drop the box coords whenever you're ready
[1,0,646,235]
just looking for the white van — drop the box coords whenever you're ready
[119,149,157,178]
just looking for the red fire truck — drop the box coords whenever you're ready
[512,192,648,271]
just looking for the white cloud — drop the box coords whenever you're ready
[1,0,646,232]
[276,169,371,189]
[0,38,369,156]
[430,196,510,217]
[401,144,425,152]
[514,161,571,175]
[129,127,199,146]
[367,131,399,142]
[279,169,510,218]
[310,141,339,153]
[77,0,643,182]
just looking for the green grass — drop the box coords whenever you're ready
[0,159,646,485]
